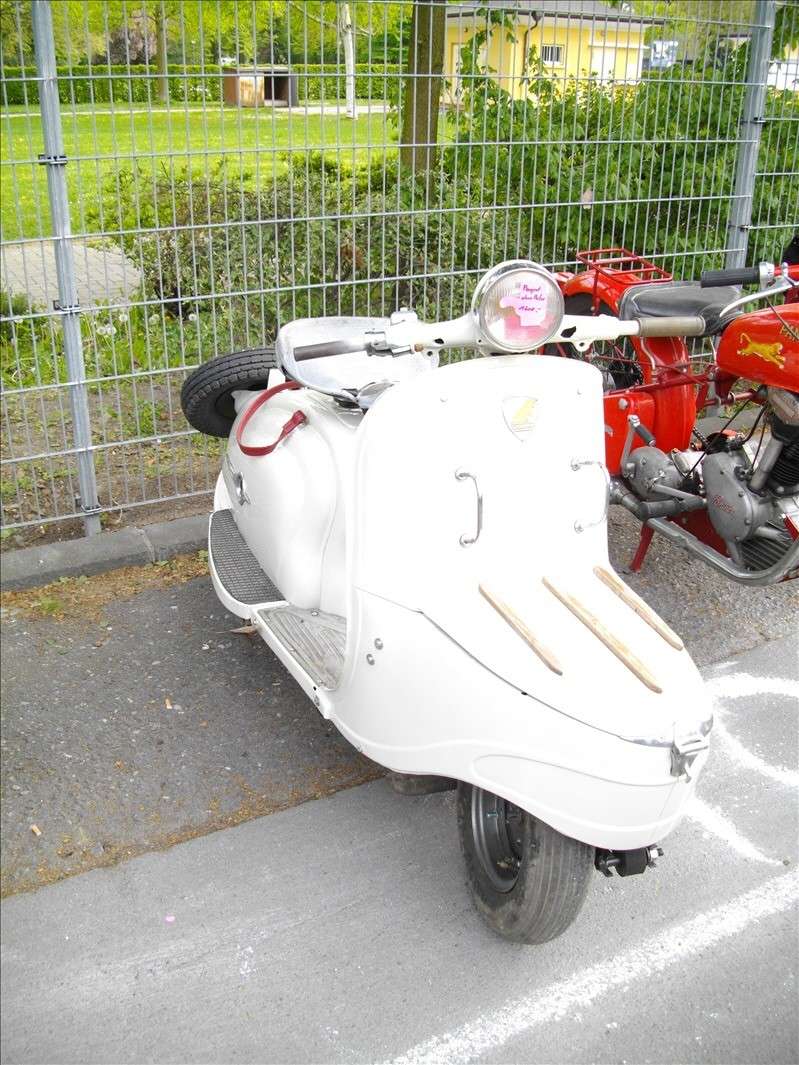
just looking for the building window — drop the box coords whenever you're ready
[541,44,564,65]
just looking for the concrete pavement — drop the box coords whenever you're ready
[1,635,797,1064]
[1,238,141,309]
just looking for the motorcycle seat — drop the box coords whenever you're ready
[619,281,740,336]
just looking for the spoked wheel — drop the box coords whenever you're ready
[457,783,594,944]
[543,294,645,391]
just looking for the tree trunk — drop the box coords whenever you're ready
[399,1,446,175]
[155,9,169,104]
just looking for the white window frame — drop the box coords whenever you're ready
[541,44,564,66]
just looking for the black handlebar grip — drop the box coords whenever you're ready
[700,266,760,288]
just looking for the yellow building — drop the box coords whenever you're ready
[445,0,660,100]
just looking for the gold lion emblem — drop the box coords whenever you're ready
[736,332,785,369]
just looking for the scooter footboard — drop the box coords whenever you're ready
[331,591,707,851]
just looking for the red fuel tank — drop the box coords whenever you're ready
[716,305,799,391]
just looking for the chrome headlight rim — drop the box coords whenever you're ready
[471,259,565,353]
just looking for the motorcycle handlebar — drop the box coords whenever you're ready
[634,315,706,337]
[290,311,708,361]
[700,266,761,287]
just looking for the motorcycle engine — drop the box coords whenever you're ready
[621,389,799,571]
[702,450,772,547]
[703,388,799,567]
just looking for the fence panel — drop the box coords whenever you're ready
[1,0,797,538]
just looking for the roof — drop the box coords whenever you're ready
[446,1,662,25]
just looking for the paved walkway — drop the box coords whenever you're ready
[1,238,141,309]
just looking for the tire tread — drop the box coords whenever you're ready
[457,783,593,945]
[181,348,277,437]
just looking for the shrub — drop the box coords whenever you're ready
[445,22,799,275]
[90,155,479,349]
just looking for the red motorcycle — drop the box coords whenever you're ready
[545,245,799,584]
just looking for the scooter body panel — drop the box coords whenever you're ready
[209,353,710,851]
[223,386,360,615]
[348,355,709,746]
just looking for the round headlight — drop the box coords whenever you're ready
[471,260,564,352]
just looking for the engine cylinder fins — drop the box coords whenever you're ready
[767,435,799,493]
[741,528,796,572]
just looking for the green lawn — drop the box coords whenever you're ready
[1,105,398,240]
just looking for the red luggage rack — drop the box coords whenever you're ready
[576,248,672,309]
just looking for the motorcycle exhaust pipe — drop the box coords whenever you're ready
[610,480,706,520]
[646,516,799,586]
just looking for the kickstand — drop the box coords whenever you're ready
[630,525,654,572]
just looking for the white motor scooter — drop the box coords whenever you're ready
[182,261,713,943]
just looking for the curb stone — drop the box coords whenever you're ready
[0,514,208,592]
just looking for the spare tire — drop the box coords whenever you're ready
[180,347,276,438]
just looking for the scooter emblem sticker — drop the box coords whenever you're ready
[502,396,539,439]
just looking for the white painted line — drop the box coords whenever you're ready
[685,796,782,866]
[384,870,798,1065]
[706,672,799,704]
[706,672,799,789]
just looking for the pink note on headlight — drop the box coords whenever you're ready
[499,282,547,326]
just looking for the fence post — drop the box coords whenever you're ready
[725,0,776,269]
[31,0,101,536]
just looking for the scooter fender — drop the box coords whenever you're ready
[330,588,706,853]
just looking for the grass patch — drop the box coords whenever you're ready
[3,551,209,623]
[1,106,398,240]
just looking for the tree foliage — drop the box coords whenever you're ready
[0,1,410,66]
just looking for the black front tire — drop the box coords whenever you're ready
[180,347,276,438]
[457,783,593,944]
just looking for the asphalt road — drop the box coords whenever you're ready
[1,633,797,1065]
[2,510,797,897]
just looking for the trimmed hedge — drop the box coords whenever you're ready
[2,65,223,105]
[1,63,401,106]
[297,63,401,101]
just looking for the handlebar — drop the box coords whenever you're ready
[290,311,709,365]
[700,266,761,288]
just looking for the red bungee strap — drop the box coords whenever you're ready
[236,381,306,457]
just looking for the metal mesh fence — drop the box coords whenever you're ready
[1,0,797,538]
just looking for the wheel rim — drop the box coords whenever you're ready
[470,787,526,893]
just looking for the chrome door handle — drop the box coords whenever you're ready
[455,469,483,546]
[570,458,610,533]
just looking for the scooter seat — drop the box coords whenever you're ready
[619,281,740,336]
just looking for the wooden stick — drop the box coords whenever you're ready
[542,577,663,694]
[593,565,684,651]
[479,584,563,676]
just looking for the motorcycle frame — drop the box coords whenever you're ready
[553,248,799,579]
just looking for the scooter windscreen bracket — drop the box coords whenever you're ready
[276,314,440,404]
